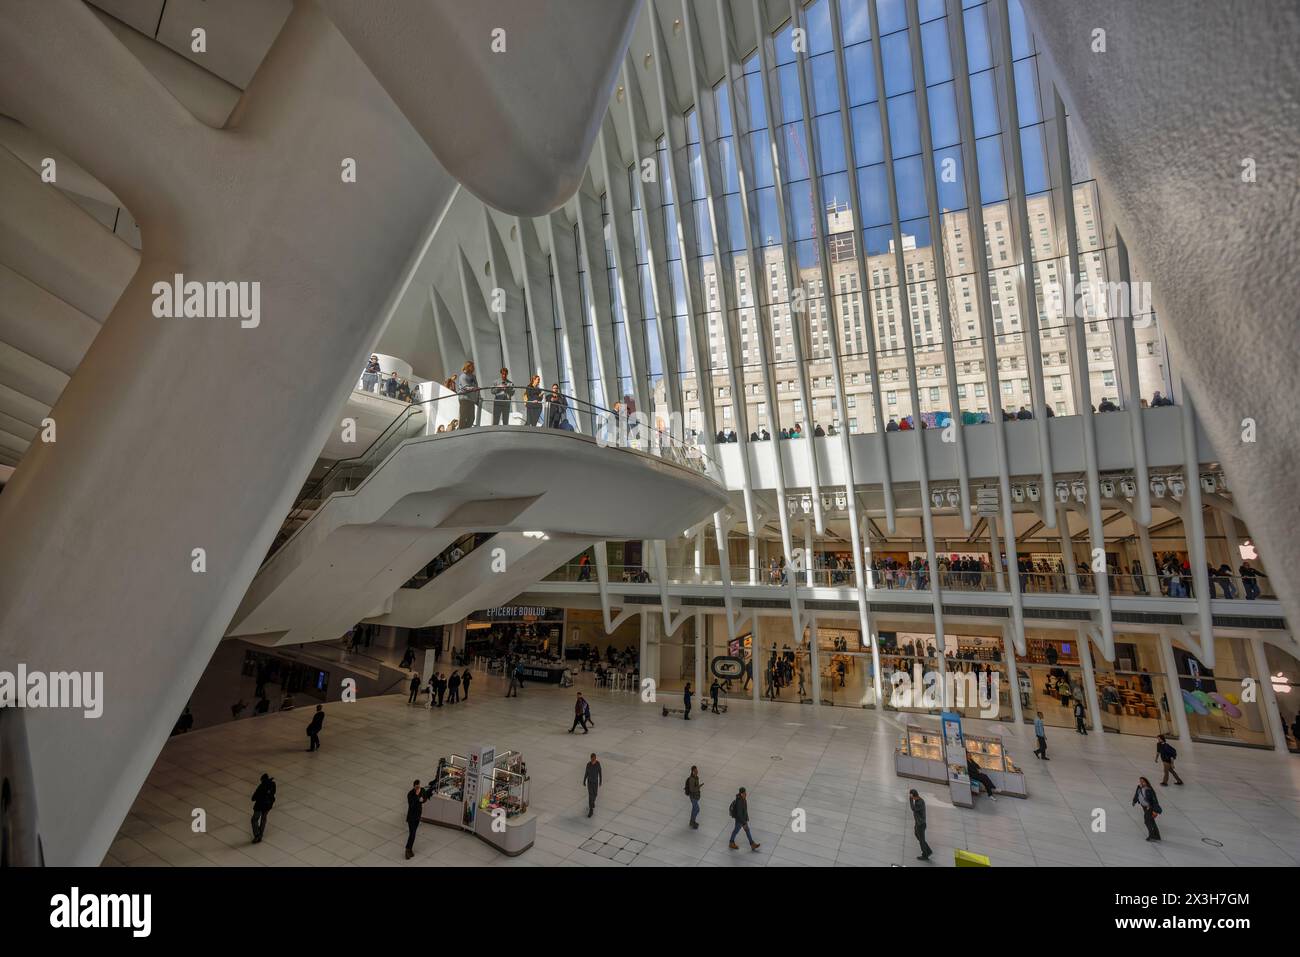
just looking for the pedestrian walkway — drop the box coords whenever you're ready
[105,670,1300,867]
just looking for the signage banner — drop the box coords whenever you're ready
[463,745,494,829]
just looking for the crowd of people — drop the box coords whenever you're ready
[359,355,419,403]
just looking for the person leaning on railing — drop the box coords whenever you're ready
[525,375,544,426]
[362,354,381,392]
[491,367,515,425]
[456,361,478,428]
[545,383,569,429]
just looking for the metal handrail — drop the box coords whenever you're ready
[265,386,718,564]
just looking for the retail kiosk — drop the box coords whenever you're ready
[894,714,1027,802]
[422,746,536,855]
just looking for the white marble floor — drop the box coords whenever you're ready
[105,669,1300,867]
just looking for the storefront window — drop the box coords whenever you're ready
[1092,635,1175,738]
[1015,634,1087,730]
[1173,637,1272,748]
[1263,643,1300,753]
[816,623,871,708]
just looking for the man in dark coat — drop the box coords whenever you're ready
[405,779,428,859]
[909,789,932,861]
[728,786,760,850]
[306,704,324,751]
[250,773,276,843]
[582,753,602,817]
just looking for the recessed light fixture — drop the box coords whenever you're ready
[644,52,653,68]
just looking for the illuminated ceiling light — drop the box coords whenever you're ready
[834,491,847,510]
[1150,476,1167,499]
[1055,482,1070,505]
[945,488,960,508]
[930,490,944,509]
[644,52,653,68]
[800,494,812,514]
[522,530,546,539]
[615,84,625,103]
[1199,473,1217,495]
[1168,474,1186,500]
[1119,476,1137,498]
[1071,480,1087,503]
[1099,478,1115,498]
[786,496,800,517]
[673,17,683,34]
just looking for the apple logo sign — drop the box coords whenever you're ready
[1239,540,1258,561]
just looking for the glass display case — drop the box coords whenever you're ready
[894,724,948,783]
[964,733,1027,797]
[898,726,944,760]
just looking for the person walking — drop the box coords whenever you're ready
[1073,699,1088,735]
[1132,775,1162,841]
[583,753,602,818]
[1155,734,1184,785]
[1033,711,1049,760]
[710,678,722,714]
[569,692,589,733]
[685,766,702,828]
[435,673,447,707]
[408,672,421,704]
[448,670,461,704]
[908,789,933,861]
[405,779,428,859]
[461,668,472,700]
[305,704,324,752]
[728,787,760,851]
[250,773,276,843]
[491,367,514,425]
[505,664,520,697]
[683,682,693,721]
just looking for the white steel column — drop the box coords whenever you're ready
[1112,231,1153,525]
[1159,632,1194,748]
[946,0,1027,654]
[1176,383,1215,666]
[989,0,1057,514]
[1001,623,1023,725]
[1037,69,1116,660]
[1250,637,1289,756]
[861,0,947,654]
[988,515,1006,590]
[1056,502,1080,593]
[804,515,815,586]
[1080,627,1104,734]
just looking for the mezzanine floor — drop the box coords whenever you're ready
[105,669,1300,868]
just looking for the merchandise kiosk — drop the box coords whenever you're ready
[965,732,1027,798]
[422,747,536,855]
[894,714,1027,803]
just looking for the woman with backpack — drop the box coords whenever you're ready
[1132,776,1162,841]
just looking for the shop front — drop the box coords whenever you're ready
[1014,632,1088,730]
[879,630,1009,720]
[1263,642,1300,753]
[1092,634,1175,738]
[1173,636,1272,748]
[816,623,869,708]
[465,606,563,660]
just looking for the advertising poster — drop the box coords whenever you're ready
[463,746,494,828]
